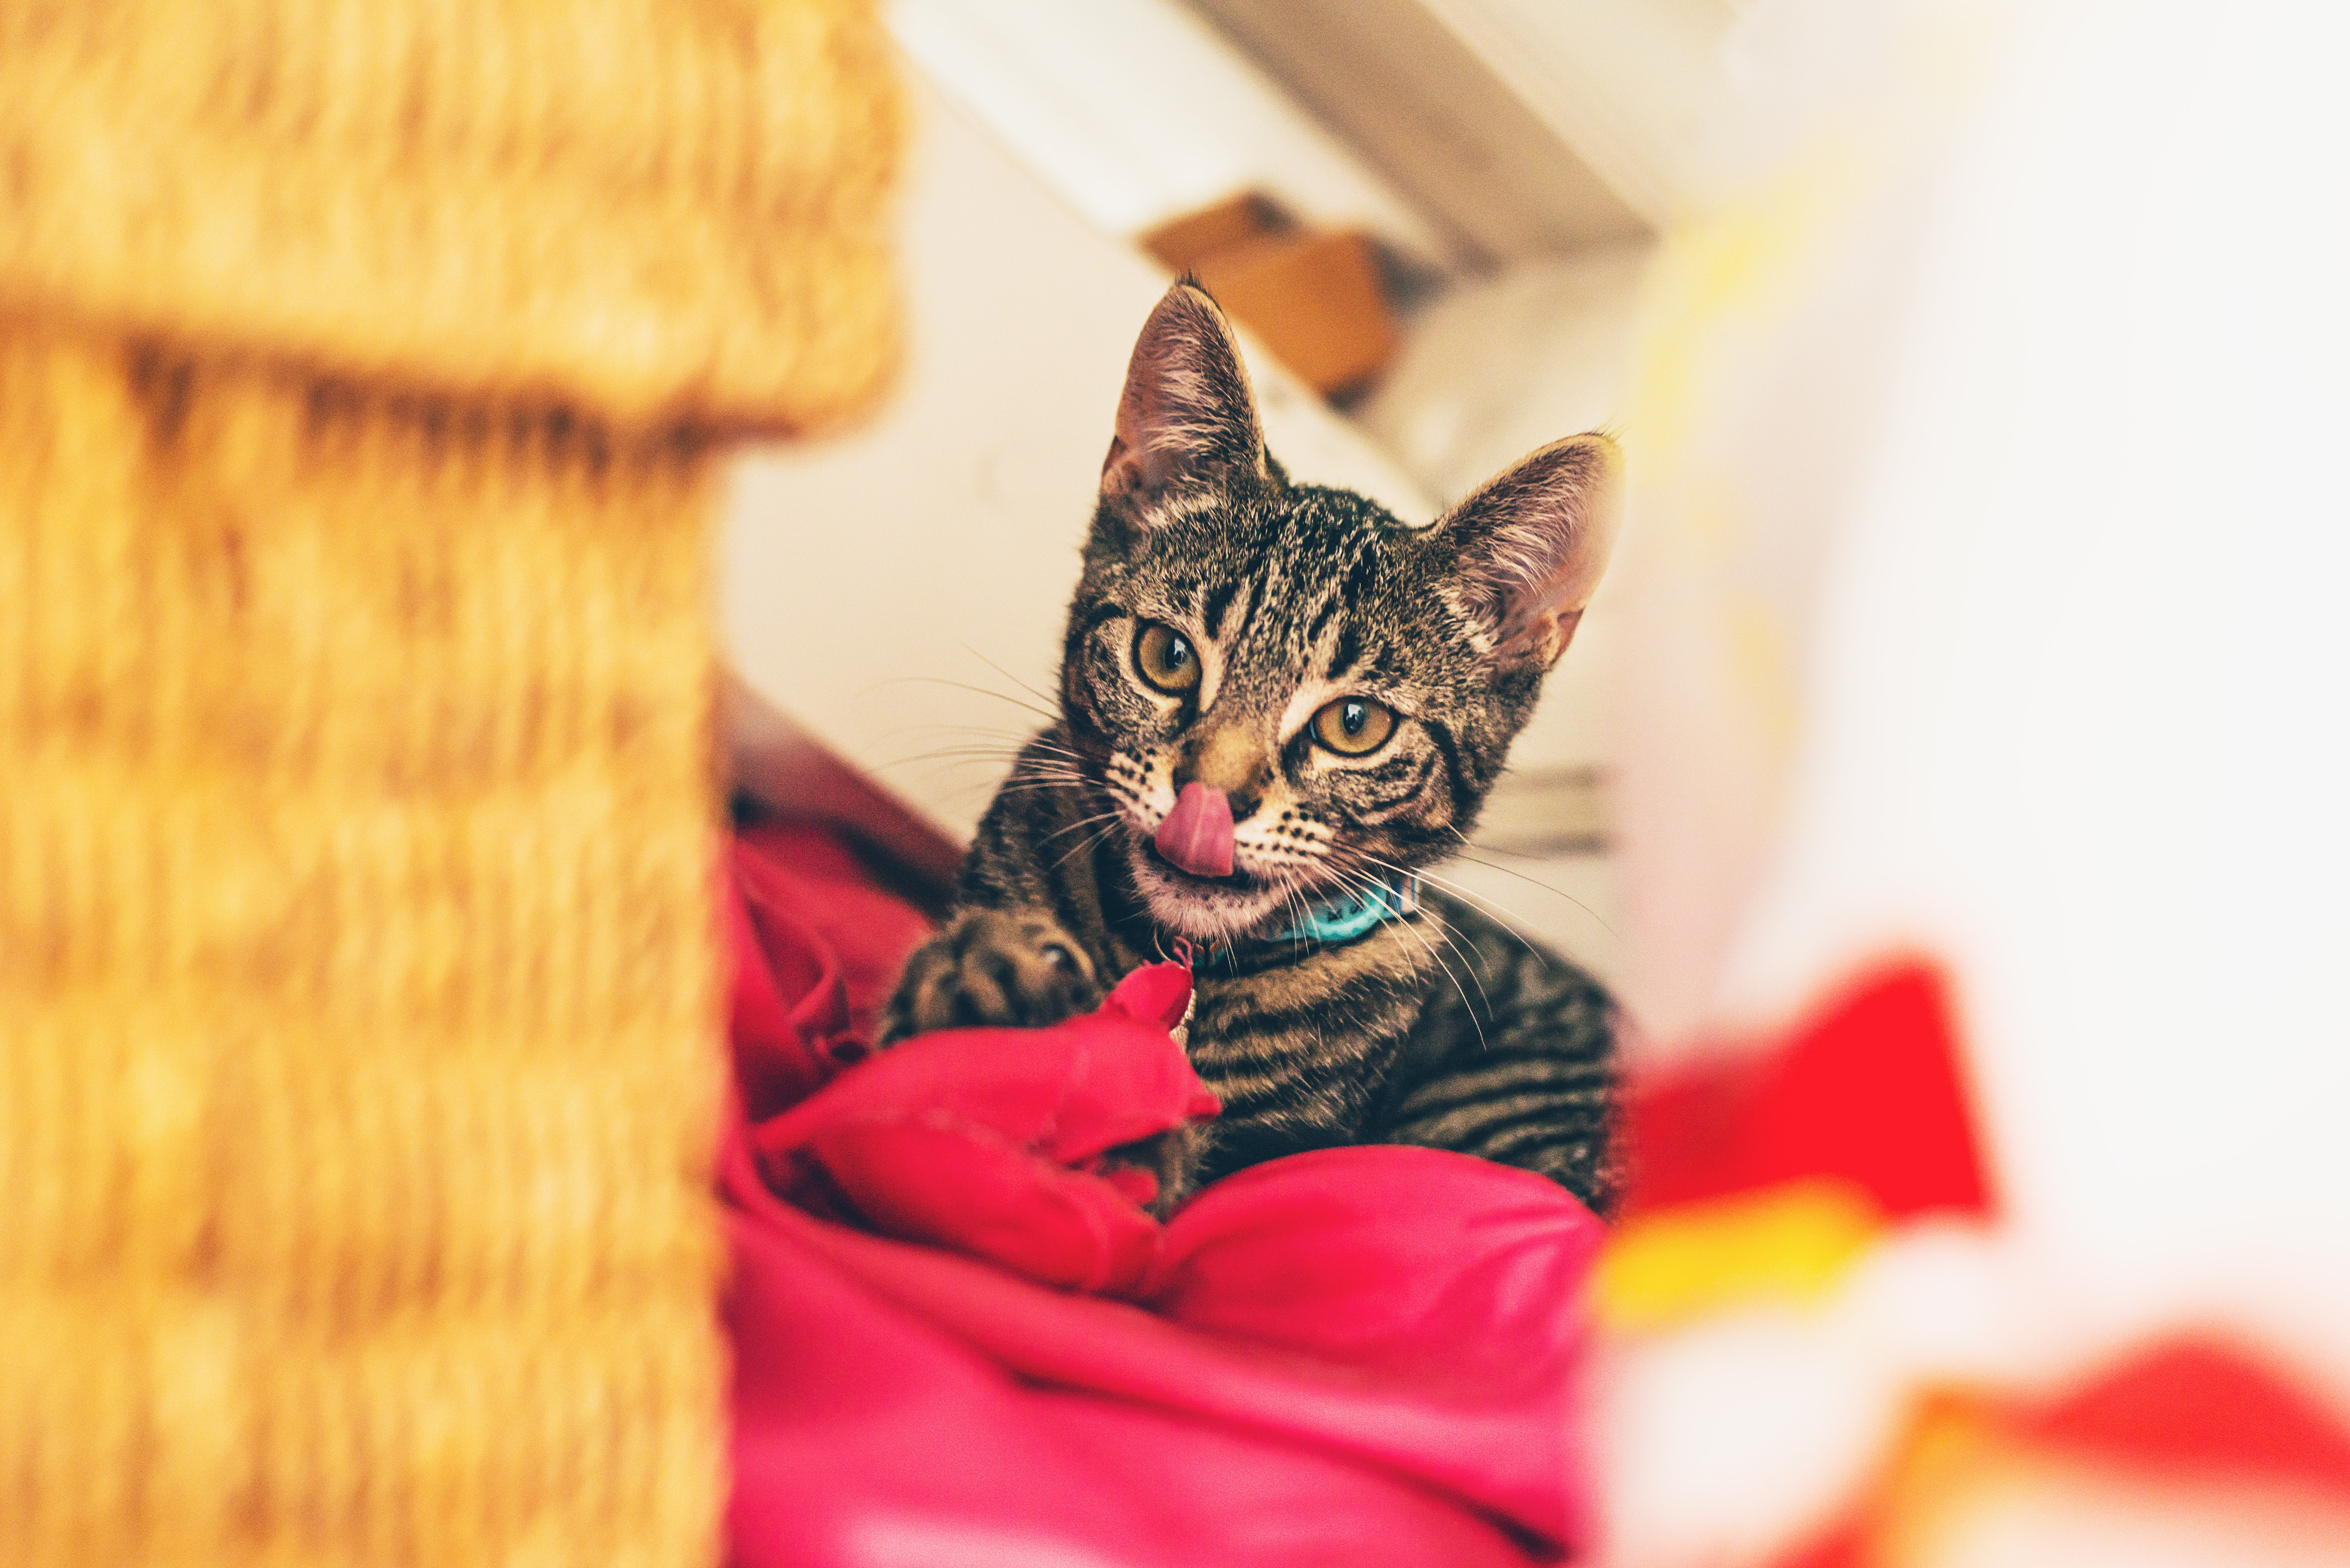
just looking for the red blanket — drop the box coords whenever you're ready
[721,822,1605,1566]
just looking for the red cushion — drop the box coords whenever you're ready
[720,822,1606,1566]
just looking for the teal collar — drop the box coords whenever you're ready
[1267,870,1420,945]
[1178,871,1421,975]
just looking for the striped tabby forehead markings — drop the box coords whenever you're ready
[1200,578,1242,640]
[1322,621,1362,685]
[1164,534,1410,744]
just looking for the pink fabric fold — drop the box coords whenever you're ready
[721,821,1604,1567]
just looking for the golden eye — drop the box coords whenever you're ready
[1311,697,1395,756]
[1135,622,1201,694]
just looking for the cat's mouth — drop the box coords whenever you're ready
[1143,843,1260,891]
[1124,837,1290,942]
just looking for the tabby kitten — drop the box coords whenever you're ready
[880,282,1624,1215]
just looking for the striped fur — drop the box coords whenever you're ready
[881,283,1623,1213]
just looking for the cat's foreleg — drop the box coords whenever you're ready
[881,726,1123,1042]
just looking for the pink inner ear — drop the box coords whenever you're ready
[1494,601,1584,668]
[1154,782,1234,878]
[1441,433,1624,664]
[1100,285,1266,514]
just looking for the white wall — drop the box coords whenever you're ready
[889,0,1456,268]
[1418,0,1737,223]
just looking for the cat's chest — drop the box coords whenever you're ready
[1174,922,1432,1070]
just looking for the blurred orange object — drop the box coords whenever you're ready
[1144,198,1399,397]
[1777,1338,2350,1568]
[1142,192,1291,272]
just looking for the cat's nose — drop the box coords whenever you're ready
[1175,725,1272,821]
[1169,767,1263,823]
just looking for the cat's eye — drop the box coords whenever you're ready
[1311,697,1395,756]
[1134,622,1201,694]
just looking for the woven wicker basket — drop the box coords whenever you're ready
[0,4,901,1563]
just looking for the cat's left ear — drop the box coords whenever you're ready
[1432,434,1624,668]
[1097,283,1269,532]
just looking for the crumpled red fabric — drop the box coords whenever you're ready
[754,960,1219,1295]
[722,821,1606,1567]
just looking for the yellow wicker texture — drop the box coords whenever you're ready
[0,0,903,433]
[0,327,727,1565]
[0,1,904,1563]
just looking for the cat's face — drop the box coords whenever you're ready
[1057,285,1621,944]
[1066,482,1536,940]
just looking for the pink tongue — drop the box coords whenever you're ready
[1154,782,1235,878]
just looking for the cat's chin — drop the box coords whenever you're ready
[1126,842,1292,944]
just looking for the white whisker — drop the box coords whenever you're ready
[861,674,1059,725]
[961,645,1065,717]
[1326,860,1486,1052]
[1345,847,1556,963]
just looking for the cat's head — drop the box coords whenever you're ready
[1060,283,1622,944]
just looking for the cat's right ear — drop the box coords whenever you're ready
[1431,433,1624,670]
[1096,283,1268,539]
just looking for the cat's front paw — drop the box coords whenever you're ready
[880,908,1103,1043]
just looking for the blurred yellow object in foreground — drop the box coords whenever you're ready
[0,3,902,1564]
[1596,1179,1884,1333]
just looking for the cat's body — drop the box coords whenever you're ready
[939,723,1619,1203]
[882,283,1624,1213]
